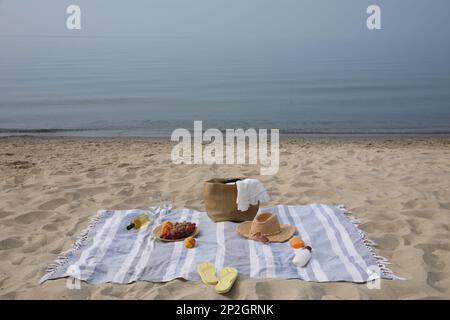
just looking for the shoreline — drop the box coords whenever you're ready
[2,133,450,141]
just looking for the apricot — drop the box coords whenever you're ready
[290,236,305,249]
[184,236,196,249]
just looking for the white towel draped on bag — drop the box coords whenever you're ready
[236,179,270,211]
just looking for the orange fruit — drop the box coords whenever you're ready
[162,221,173,229]
[290,236,305,249]
[160,221,174,237]
[184,236,196,249]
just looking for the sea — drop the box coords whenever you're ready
[1,36,450,137]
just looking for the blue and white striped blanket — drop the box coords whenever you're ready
[41,204,396,284]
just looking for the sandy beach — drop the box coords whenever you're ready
[0,136,449,300]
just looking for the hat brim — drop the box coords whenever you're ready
[236,221,296,243]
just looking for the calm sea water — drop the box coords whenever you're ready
[1,36,450,136]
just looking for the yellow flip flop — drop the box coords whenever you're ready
[215,267,238,294]
[197,262,218,285]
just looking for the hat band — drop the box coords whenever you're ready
[250,229,281,237]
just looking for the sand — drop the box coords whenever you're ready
[0,136,449,300]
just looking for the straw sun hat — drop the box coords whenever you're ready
[236,212,296,243]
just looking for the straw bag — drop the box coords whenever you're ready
[202,178,259,222]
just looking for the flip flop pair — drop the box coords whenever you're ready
[197,262,238,294]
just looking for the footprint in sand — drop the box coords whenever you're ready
[117,163,130,168]
[439,202,450,210]
[116,187,134,197]
[300,170,316,176]
[38,198,68,210]
[51,170,69,176]
[0,237,24,250]
[43,223,58,231]
[14,211,53,224]
[86,171,102,179]
[421,250,446,270]
[22,235,47,254]
[371,233,401,251]
[292,182,314,188]
[0,211,12,219]
[12,256,25,265]
[121,173,137,180]
[427,271,450,294]
[304,189,338,200]
[77,186,107,196]
[324,160,338,166]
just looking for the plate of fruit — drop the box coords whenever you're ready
[153,221,199,242]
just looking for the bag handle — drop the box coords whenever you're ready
[206,178,244,184]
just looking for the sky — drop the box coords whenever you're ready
[1,1,449,64]
[0,0,449,42]
[0,0,449,66]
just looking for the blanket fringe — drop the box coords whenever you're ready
[40,209,108,283]
[337,204,404,281]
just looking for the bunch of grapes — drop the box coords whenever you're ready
[161,222,196,240]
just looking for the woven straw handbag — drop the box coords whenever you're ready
[202,178,259,222]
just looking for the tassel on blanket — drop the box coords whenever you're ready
[40,209,109,283]
[337,204,404,281]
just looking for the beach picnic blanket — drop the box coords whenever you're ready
[41,204,397,284]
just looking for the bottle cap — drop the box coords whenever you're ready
[126,223,135,230]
